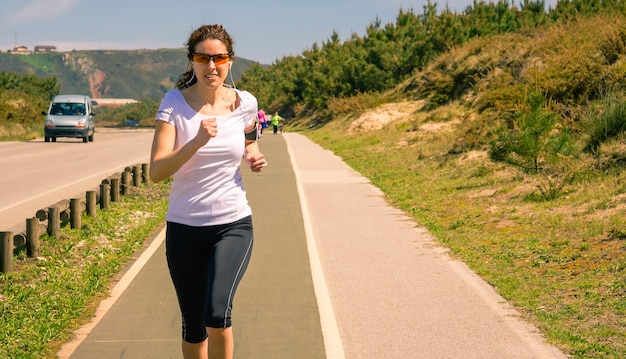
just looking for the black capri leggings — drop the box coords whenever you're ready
[165,216,253,343]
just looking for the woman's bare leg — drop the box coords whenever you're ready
[180,327,233,359]
[207,327,233,359]
[181,338,208,359]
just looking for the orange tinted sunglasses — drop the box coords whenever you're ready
[190,52,231,65]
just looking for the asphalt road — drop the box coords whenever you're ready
[0,128,154,234]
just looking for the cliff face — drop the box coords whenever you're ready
[63,52,108,97]
[89,69,109,99]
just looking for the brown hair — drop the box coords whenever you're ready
[175,24,235,89]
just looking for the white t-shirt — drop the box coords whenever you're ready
[155,88,258,226]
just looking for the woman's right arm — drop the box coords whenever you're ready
[149,120,212,183]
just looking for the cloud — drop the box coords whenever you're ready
[12,0,81,24]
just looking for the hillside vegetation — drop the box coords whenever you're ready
[0,72,60,140]
[239,0,626,122]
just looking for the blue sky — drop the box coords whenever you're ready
[0,0,557,64]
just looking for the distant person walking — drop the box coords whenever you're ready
[271,111,283,135]
[149,24,267,359]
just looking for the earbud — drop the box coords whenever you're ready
[228,62,237,89]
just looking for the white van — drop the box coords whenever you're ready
[42,95,97,143]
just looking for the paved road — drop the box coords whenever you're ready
[0,128,154,234]
[57,133,567,358]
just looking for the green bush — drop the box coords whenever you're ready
[583,91,626,153]
[95,99,159,126]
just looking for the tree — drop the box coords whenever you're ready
[490,91,573,173]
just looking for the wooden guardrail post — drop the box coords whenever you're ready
[133,164,141,187]
[86,190,97,217]
[26,217,40,258]
[142,163,149,184]
[70,198,81,229]
[48,207,60,237]
[110,178,120,202]
[122,169,132,195]
[1,231,12,273]
[100,183,110,210]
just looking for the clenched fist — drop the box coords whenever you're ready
[246,152,267,173]
[195,118,218,147]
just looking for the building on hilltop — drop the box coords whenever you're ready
[34,45,57,53]
[9,45,31,54]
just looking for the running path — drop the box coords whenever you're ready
[282,132,567,359]
[234,133,326,358]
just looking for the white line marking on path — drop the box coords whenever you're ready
[285,138,346,359]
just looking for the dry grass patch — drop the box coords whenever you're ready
[347,100,424,133]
